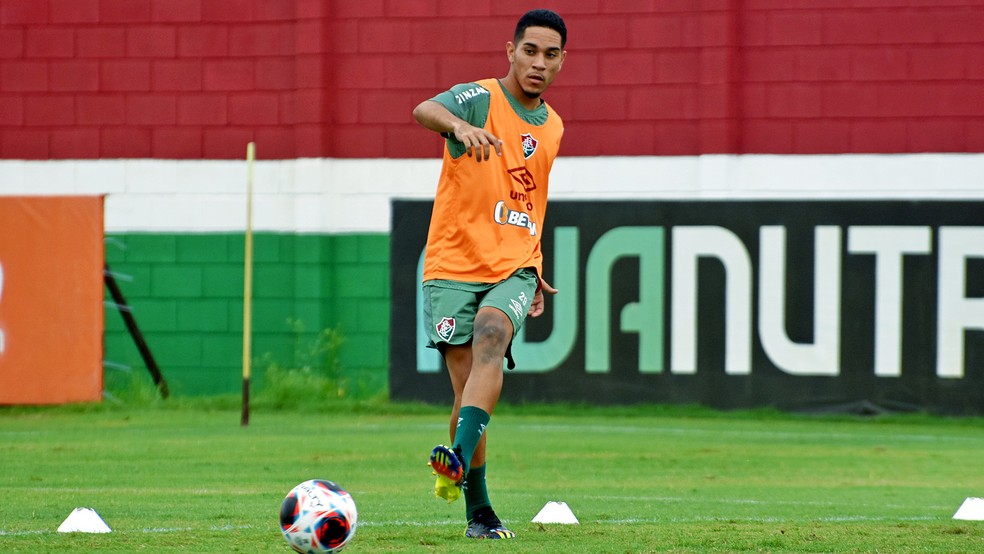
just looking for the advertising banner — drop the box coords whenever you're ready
[390,200,984,414]
[0,196,104,404]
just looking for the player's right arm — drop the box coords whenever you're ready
[412,86,502,162]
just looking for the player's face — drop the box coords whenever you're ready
[508,26,565,100]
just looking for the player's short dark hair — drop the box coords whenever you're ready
[515,9,567,48]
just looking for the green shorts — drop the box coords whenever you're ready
[422,268,539,349]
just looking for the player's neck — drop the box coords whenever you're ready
[499,76,542,111]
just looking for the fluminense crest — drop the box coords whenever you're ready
[521,133,538,159]
[436,316,455,342]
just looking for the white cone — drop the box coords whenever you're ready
[532,501,578,524]
[57,507,112,533]
[953,497,984,521]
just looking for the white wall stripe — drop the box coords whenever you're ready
[1,154,982,233]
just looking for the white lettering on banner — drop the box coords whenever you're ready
[936,227,984,378]
[671,226,752,375]
[668,225,980,379]
[0,259,4,354]
[759,226,842,376]
[847,227,932,377]
[414,224,984,379]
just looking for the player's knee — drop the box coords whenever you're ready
[473,315,510,350]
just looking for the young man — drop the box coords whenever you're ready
[411,9,567,540]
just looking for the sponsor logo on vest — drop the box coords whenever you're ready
[510,190,535,211]
[507,166,537,191]
[521,133,538,159]
[493,201,537,236]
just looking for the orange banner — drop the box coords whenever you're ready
[0,196,104,404]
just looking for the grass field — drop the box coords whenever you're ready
[1,399,983,553]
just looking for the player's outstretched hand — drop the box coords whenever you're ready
[528,278,558,318]
[453,123,502,162]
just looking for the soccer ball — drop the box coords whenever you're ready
[280,479,358,553]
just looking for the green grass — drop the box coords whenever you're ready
[1,400,983,552]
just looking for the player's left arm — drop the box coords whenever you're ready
[528,277,557,318]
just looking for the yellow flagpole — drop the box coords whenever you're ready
[241,142,255,427]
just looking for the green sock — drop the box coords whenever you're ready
[464,464,491,521]
[452,405,490,474]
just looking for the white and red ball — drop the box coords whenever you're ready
[280,479,357,553]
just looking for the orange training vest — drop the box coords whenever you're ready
[423,78,564,284]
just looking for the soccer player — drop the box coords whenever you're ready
[411,9,568,540]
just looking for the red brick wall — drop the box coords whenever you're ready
[1,0,982,159]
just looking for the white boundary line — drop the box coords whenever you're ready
[0,490,952,536]
[0,524,254,536]
[508,423,984,445]
[0,514,947,536]
[577,494,953,511]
